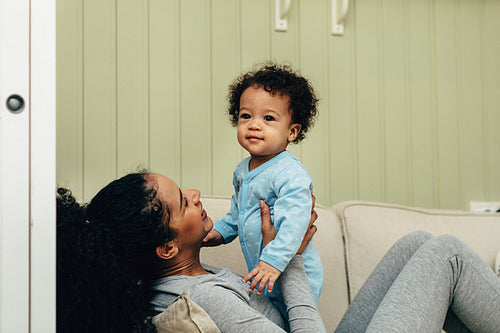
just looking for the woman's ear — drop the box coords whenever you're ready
[155,241,179,260]
[288,123,302,142]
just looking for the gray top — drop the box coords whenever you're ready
[150,255,326,333]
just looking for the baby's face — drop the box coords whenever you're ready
[237,86,301,163]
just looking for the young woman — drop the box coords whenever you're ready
[57,171,323,332]
[57,171,500,332]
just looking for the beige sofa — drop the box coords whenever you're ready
[198,197,500,331]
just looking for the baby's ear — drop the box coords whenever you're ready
[155,241,179,260]
[288,123,302,142]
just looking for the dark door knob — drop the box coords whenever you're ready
[6,94,25,113]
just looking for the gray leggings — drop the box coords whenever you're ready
[335,231,500,333]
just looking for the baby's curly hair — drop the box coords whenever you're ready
[227,61,319,143]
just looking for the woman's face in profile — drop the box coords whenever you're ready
[151,173,213,248]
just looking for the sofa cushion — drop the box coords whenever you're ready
[200,195,349,331]
[152,289,220,333]
[333,201,500,302]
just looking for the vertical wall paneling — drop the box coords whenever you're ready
[149,0,182,182]
[484,0,500,201]
[239,0,272,162]
[56,0,84,198]
[116,0,150,175]
[179,0,212,192]
[210,0,242,196]
[435,0,462,209]
[272,0,302,160]
[240,0,271,70]
[328,0,358,205]
[271,0,299,63]
[382,0,410,205]
[56,0,500,210]
[299,0,331,204]
[83,0,117,201]
[407,0,436,208]
[355,0,385,202]
[458,0,486,207]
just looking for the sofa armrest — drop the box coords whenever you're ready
[332,200,500,302]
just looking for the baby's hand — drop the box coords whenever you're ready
[202,229,224,247]
[243,260,281,295]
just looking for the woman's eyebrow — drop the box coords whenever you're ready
[178,188,183,211]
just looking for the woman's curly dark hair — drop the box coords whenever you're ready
[57,172,172,332]
[227,61,319,143]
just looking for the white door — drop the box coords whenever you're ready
[0,0,56,331]
[0,0,31,330]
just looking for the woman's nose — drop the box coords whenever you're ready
[182,189,201,204]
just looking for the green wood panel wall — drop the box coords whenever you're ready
[57,0,84,198]
[149,0,182,183]
[57,0,500,210]
[83,0,117,198]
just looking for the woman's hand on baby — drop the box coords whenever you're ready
[202,229,224,247]
[259,200,277,248]
[259,193,318,255]
[243,260,281,295]
[298,192,318,254]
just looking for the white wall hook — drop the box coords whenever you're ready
[275,0,291,32]
[332,0,349,35]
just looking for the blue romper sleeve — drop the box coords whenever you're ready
[259,164,313,272]
[213,171,240,244]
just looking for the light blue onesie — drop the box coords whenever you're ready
[214,151,324,310]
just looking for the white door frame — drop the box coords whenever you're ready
[0,0,56,331]
[30,0,56,331]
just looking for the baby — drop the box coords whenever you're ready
[203,62,323,314]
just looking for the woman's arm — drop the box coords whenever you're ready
[279,256,326,333]
[196,197,325,333]
[193,284,289,332]
[264,197,327,333]
[194,256,326,333]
